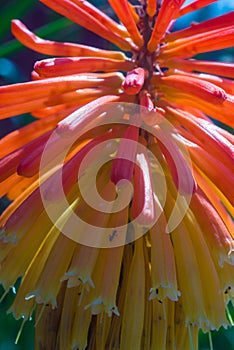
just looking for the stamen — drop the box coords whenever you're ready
[34,304,46,327]
[0,289,9,303]
[226,306,234,326]
[15,318,27,344]
[208,331,214,350]
[78,285,85,307]
[187,323,195,350]
[163,302,167,321]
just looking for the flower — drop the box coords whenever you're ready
[0,1,234,349]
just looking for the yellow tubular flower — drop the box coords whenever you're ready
[0,1,233,350]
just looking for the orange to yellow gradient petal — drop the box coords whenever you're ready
[0,1,233,350]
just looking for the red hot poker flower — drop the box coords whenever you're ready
[0,1,233,350]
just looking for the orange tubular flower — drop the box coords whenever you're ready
[166,10,234,42]
[0,1,233,350]
[175,0,218,18]
[147,0,186,52]
[122,67,146,95]
[147,0,157,17]
[160,25,234,61]
[12,19,127,60]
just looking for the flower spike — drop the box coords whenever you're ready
[0,1,233,349]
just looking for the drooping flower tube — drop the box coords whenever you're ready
[0,1,233,350]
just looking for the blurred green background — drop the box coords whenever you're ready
[0,0,234,349]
